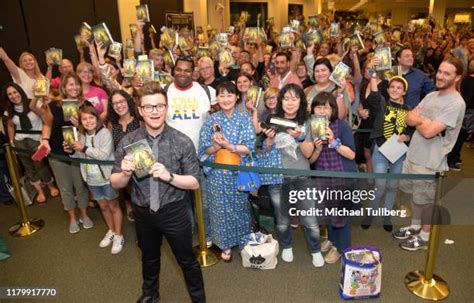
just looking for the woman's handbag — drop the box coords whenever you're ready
[237,154,261,192]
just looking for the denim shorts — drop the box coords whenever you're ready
[89,183,119,201]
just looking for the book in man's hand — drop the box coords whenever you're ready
[123,139,156,179]
[62,99,79,122]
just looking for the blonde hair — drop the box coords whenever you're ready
[198,56,213,67]
[19,52,43,78]
[76,62,95,75]
[326,54,341,68]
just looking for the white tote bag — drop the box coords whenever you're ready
[241,233,279,270]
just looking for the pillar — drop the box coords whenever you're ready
[391,5,410,27]
[430,0,447,29]
[183,0,208,29]
[117,0,140,48]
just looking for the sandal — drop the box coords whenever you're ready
[36,193,46,204]
[49,185,60,197]
[221,250,232,263]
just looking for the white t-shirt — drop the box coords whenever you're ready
[166,82,214,150]
[407,91,466,171]
[11,105,42,141]
[12,67,36,99]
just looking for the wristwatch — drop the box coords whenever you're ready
[166,173,174,183]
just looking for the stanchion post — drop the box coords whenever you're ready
[404,173,449,300]
[193,188,219,267]
[5,144,44,237]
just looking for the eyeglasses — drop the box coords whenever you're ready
[112,99,127,107]
[140,103,167,113]
[177,55,193,62]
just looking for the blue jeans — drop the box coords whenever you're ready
[371,144,406,213]
[269,177,321,253]
[328,224,351,253]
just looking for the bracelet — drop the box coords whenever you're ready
[329,138,342,150]
[42,137,49,141]
[295,134,306,143]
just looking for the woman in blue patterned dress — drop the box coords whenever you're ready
[198,81,256,262]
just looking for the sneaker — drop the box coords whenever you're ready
[449,163,461,171]
[392,226,421,240]
[324,247,341,264]
[127,210,135,222]
[99,230,115,248]
[312,252,324,267]
[281,248,294,262]
[69,220,80,234]
[81,217,94,229]
[400,235,428,251]
[111,235,124,254]
[320,239,333,253]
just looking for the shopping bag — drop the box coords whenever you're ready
[339,246,382,300]
[241,232,279,270]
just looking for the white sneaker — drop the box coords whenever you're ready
[312,252,325,267]
[281,248,294,262]
[99,230,115,248]
[111,234,124,254]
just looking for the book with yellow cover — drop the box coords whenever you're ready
[92,23,114,47]
[33,78,49,97]
[79,22,93,43]
[124,139,156,179]
[136,4,150,22]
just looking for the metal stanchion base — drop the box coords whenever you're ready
[193,245,220,267]
[9,218,45,237]
[405,270,449,301]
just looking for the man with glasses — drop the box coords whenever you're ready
[111,82,205,303]
[198,56,220,89]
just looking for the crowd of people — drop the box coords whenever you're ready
[1,13,473,303]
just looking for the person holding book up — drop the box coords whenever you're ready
[308,91,357,264]
[361,56,413,231]
[110,82,205,303]
[36,72,92,234]
[0,47,44,99]
[64,104,124,254]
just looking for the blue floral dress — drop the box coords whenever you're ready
[198,109,256,250]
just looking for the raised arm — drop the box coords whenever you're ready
[0,47,21,82]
